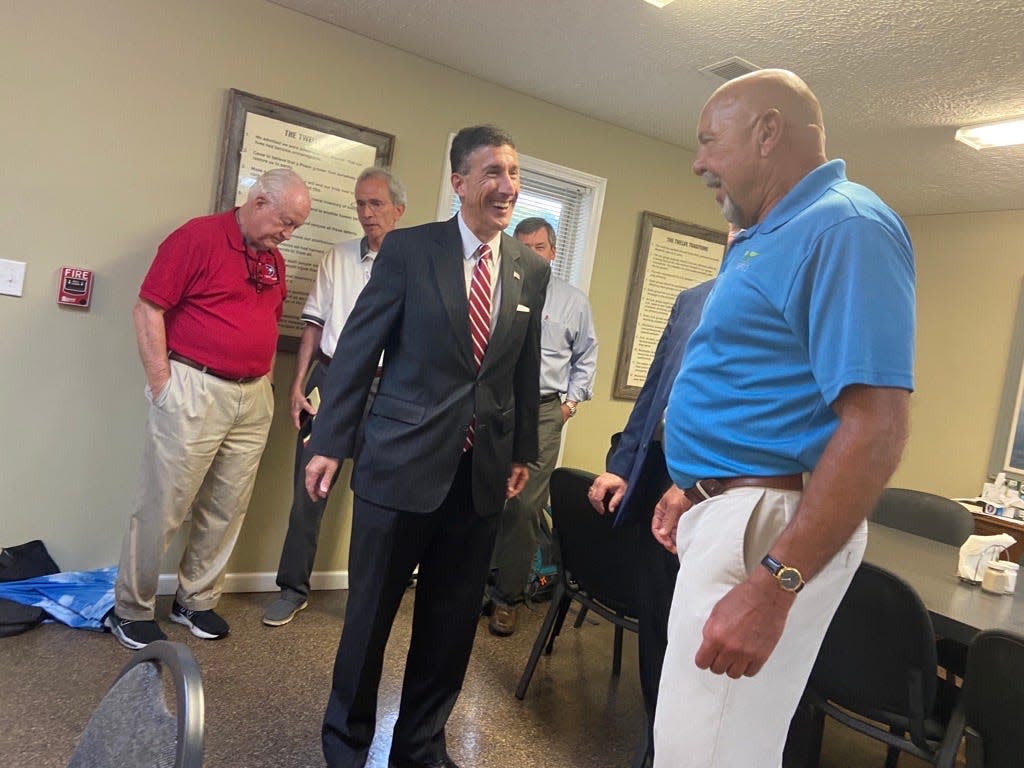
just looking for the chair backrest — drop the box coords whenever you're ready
[870,488,975,546]
[606,432,622,466]
[809,562,938,745]
[68,640,204,768]
[549,467,645,617]
[961,630,1024,768]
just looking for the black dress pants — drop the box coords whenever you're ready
[630,443,678,765]
[322,453,500,768]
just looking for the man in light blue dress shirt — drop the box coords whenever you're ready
[486,217,598,636]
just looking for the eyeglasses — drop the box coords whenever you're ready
[245,251,281,293]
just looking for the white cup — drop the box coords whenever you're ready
[981,563,1008,594]
[989,561,1019,594]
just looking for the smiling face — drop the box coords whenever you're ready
[355,175,404,251]
[243,186,311,251]
[691,94,762,229]
[451,143,520,241]
[691,70,829,229]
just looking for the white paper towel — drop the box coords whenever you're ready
[957,533,1017,583]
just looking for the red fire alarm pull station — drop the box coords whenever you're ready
[57,267,94,308]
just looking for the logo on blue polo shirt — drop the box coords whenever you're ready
[736,249,759,270]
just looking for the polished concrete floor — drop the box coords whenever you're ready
[0,587,940,767]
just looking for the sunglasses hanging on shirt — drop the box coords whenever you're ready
[245,251,281,293]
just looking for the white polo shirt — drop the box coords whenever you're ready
[300,237,376,358]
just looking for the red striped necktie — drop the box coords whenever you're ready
[465,243,492,450]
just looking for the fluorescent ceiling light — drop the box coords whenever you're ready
[955,117,1024,150]
[644,0,675,7]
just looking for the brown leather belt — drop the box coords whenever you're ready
[168,351,260,384]
[683,474,803,506]
[539,392,562,404]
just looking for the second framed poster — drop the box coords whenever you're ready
[613,212,726,399]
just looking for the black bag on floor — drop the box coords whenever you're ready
[0,540,60,637]
[524,508,560,602]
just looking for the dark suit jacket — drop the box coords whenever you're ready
[308,216,550,517]
[607,280,713,526]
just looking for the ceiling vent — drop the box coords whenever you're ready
[699,56,760,81]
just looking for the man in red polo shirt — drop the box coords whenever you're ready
[106,168,311,650]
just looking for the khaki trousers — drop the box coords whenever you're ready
[653,487,866,768]
[114,361,274,619]
[490,396,565,603]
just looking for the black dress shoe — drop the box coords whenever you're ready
[388,755,460,768]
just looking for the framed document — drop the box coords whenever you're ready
[215,90,395,350]
[989,276,1024,478]
[613,212,726,399]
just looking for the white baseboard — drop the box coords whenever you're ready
[156,570,349,595]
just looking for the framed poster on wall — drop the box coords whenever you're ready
[215,89,394,350]
[613,211,726,399]
[989,276,1024,478]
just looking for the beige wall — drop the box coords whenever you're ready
[892,210,1024,497]
[0,0,1019,577]
[0,0,718,575]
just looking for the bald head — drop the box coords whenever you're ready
[692,69,828,228]
[711,69,825,156]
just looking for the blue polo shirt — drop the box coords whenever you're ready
[664,160,915,488]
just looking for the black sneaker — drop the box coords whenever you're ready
[104,610,167,650]
[170,600,229,640]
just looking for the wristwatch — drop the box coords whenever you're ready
[761,554,804,593]
[564,400,578,418]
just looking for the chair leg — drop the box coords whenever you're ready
[546,594,573,655]
[782,696,825,768]
[516,584,566,700]
[574,605,589,628]
[612,624,624,676]
[883,743,901,768]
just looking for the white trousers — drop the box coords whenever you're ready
[115,361,274,619]
[653,488,866,768]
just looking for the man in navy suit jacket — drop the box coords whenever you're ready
[588,279,713,766]
[305,126,549,768]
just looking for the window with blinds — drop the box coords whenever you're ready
[437,139,606,293]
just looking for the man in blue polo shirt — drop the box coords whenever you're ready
[652,70,915,767]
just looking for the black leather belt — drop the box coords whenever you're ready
[683,474,803,505]
[168,351,260,384]
[539,393,562,404]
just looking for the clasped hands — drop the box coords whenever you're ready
[585,475,690,554]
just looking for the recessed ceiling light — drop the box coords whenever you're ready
[955,117,1024,150]
[644,0,675,7]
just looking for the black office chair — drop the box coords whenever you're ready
[515,467,644,701]
[870,488,975,547]
[800,562,960,768]
[67,640,205,768]
[942,629,1024,767]
[870,488,977,693]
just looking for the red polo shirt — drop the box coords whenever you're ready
[139,209,286,378]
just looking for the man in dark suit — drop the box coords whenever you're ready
[304,125,550,768]
[588,279,713,767]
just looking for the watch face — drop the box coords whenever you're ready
[778,567,802,591]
